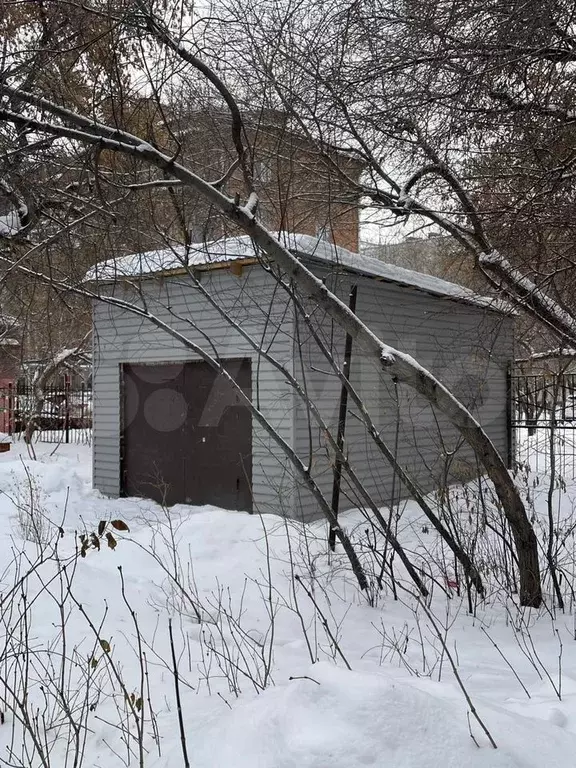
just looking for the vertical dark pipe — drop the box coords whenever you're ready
[506,363,513,470]
[329,284,358,551]
[64,378,70,444]
[7,382,13,436]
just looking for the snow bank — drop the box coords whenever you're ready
[1,444,576,768]
[193,662,576,768]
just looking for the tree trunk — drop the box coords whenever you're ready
[236,224,542,607]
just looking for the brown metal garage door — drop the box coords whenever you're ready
[121,359,252,510]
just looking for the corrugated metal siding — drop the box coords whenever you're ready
[92,268,297,516]
[293,268,514,521]
[93,260,514,523]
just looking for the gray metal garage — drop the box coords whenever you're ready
[89,233,514,519]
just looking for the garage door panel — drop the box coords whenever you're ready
[122,364,187,506]
[184,359,252,511]
[121,360,252,511]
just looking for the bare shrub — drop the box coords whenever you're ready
[3,464,54,548]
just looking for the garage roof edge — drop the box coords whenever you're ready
[85,233,513,315]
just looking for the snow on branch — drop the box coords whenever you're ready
[515,348,576,362]
[0,178,30,239]
[478,250,576,345]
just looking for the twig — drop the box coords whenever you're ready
[480,627,531,699]
[168,618,190,768]
[295,574,351,670]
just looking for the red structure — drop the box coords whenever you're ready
[0,318,22,433]
[0,387,12,434]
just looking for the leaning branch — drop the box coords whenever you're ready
[24,331,91,447]
[0,90,542,606]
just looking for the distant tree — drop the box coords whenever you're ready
[217,0,576,348]
[23,332,91,453]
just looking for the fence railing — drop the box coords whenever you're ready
[0,383,93,445]
[509,372,576,477]
[3,373,575,458]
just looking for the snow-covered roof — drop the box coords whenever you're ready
[86,232,511,313]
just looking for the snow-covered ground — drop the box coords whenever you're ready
[1,443,576,766]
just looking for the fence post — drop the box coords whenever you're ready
[0,387,5,435]
[7,382,13,437]
[81,383,86,444]
[64,379,70,444]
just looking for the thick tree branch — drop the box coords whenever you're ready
[0,79,542,607]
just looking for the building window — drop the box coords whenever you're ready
[254,160,273,184]
[188,215,222,244]
[188,224,206,244]
[205,149,227,178]
[258,205,277,231]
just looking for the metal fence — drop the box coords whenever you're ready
[509,372,576,477]
[2,373,575,461]
[0,383,93,445]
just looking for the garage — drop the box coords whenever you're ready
[92,234,514,520]
[121,359,252,510]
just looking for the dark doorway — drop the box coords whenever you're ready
[121,359,252,510]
